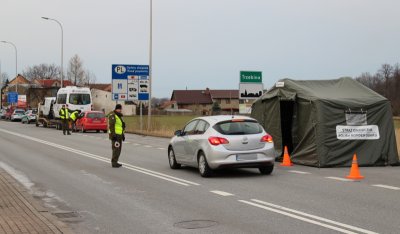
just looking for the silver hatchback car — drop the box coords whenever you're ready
[168,115,276,177]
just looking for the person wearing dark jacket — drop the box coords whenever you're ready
[59,104,72,135]
[108,104,126,168]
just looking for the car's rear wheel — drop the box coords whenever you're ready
[81,125,86,133]
[168,147,181,169]
[198,152,212,177]
[103,130,107,133]
[259,165,274,175]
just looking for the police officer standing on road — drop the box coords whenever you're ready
[59,104,71,135]
[108,104,126,168]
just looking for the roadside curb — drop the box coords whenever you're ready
[0,168,74,234]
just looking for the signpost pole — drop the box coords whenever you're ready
[140,101,143,133]
[148,0,153,131]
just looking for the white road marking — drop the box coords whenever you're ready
[288,170,311,174]
[325,177,353,182]
[144,145,152,148]
[157,147,166,150]
[133,143,140,146]
[0,128,200,187]
[240,200,378,234]
[123,141,131,144]
[210,190,234,196]
[372,184,400,190]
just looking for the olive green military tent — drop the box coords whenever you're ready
[251,77,399,167]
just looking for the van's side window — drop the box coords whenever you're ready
[57,94,67,104]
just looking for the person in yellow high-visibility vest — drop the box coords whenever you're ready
[69,110,81,132]
[59,104,71,135]
[108,104,126,168]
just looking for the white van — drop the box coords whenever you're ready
[53,86,92,118]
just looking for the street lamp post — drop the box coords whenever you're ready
[1,40,18,93]
[41,17,64,88]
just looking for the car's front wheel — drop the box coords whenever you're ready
[198,152,212,177]
[259,165,274,175]
[168,147,181,169]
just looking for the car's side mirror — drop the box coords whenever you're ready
[174,130,183,136]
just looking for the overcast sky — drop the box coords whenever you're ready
[1,0,400,98]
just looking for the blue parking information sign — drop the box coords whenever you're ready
[7,92,18,104]
[111,64,150,101]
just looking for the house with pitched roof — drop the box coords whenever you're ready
[170,88,241,115]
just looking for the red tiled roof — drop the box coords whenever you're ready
[34,79,73,87]
[171,90,213,104]
[210,90,239,99]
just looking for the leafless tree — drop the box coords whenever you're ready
[67,54,85,86]
[355,63,400,115]
[83,69,97,86]
[1,72,9,84]
[22,63,61,81]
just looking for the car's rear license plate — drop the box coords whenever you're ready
[236,154,257,161]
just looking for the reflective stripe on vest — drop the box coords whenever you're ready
[60,109,69,119]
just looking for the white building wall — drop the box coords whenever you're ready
[91,89,136,115]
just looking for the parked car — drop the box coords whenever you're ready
[4,107,15,120]
[21,109,38,124]
[168,115,276,177]
[0,108,7,119]
[10,109,26,121]
[75,111,107,133]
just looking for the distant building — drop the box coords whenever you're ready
[90,84,136,115]
[169,88,242,115]
[33,79,73,88]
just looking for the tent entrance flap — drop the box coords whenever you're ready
[280,100,294,156]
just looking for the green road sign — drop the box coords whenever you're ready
[240,71,262,83]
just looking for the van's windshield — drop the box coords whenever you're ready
[69,94,91,105]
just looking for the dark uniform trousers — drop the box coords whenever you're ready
[111,134,123,165]
[62,119,70,134]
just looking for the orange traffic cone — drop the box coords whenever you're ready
[346,153,364,180]
[280,146,293,167]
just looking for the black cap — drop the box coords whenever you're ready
[115,104,122,110]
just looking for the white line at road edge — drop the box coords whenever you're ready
[0,128,200,187]
[239,200,378,234]
[210,190,234,196]
[372,184,400,190]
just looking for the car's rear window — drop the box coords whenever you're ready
[15,110,25,114]
[213,120,263,135]
[87,113,105,119]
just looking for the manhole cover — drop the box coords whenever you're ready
[53,211,79,219]
[174,220,218,229]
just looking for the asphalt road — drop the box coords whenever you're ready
[0,120,400,234]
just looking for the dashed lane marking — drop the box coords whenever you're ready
[372,184,400,190]
[325,177,353,182]
[144,145,152,148]
[210,190,234,196]
[157,147,166,150]
[288,170,311,174]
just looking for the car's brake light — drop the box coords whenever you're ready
[231,119,244,122]
[208,137,229,146]
[261,134,273,143]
